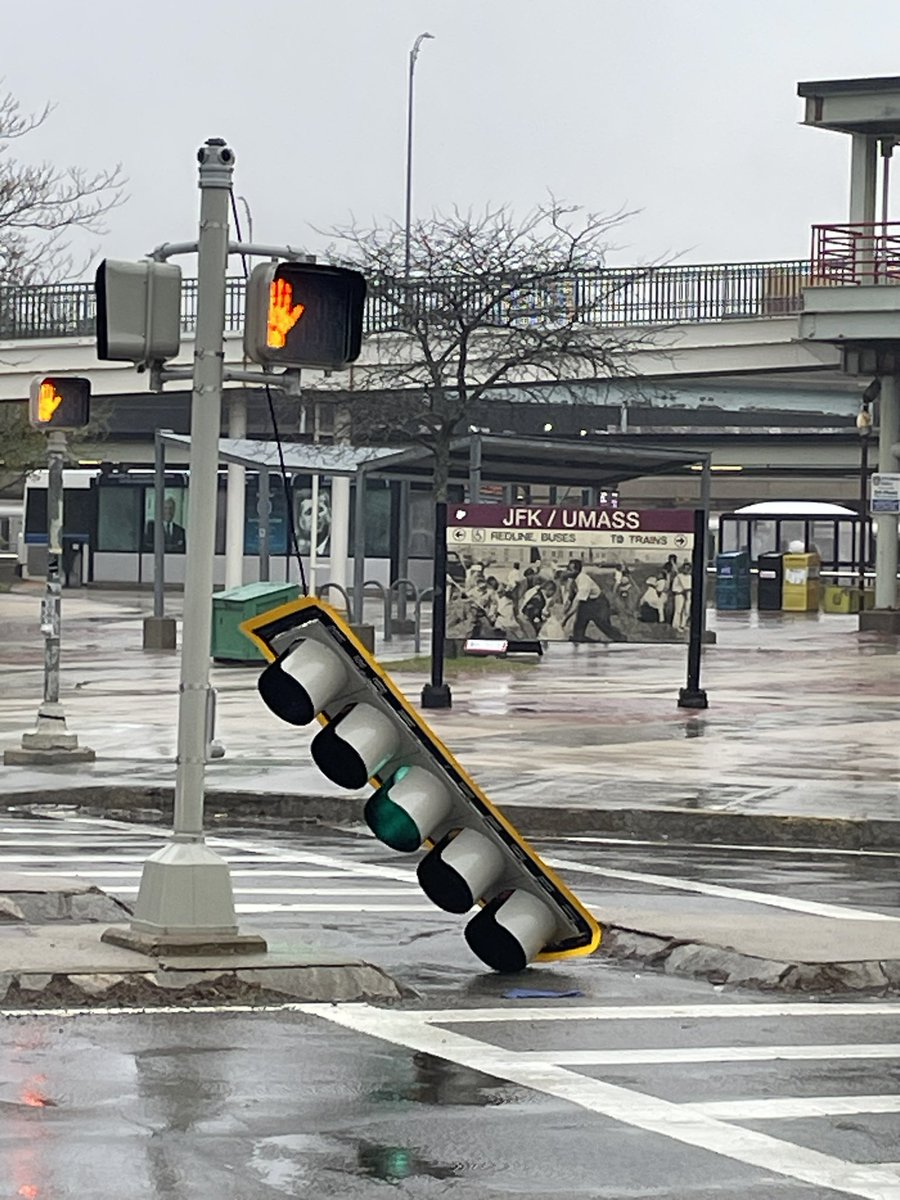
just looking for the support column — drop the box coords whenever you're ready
[328,404,351,607]
[224,392,247,589]
[850,134,878,283]
[142,431,176,650]
[257,467,271,583]
[870,375,900,618]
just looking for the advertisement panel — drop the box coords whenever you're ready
[446,504,696,644]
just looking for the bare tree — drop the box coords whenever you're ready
[328,200,653,499]
[0,88,125,284]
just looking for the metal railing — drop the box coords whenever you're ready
[0,260,811,342]
[811,222,900,285]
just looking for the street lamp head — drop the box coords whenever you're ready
[411,31,435,64]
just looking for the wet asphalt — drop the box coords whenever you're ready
[3,813,900,1198]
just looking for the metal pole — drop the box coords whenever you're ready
[9,430,94,762]
[404,32,434,280]
[308,470,319,595]
[352,467,367,623]
[258,467,270,583]
[397,479,411,624]
[468,436,482,502]
[678,506,709,710]
[153,431,166,618]
[858,429,870,596]
[421,499,451,708]
[116,139,261,953]
[874,375,900,609]
[224,393,247,589]
[42,431,63,711]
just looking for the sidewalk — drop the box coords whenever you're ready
[1,582,899,998]
[0,582,898,846]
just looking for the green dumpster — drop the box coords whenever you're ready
[211,582,300,662]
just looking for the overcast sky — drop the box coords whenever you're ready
[5,0,900,276]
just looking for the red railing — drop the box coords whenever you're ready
[811,222,900,284]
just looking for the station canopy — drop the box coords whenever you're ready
[159,431,710,490]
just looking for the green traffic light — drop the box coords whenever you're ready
[364,770,421,852]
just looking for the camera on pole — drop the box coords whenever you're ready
[243,261,366,370]
[241,597,601,973]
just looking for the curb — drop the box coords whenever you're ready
[603,925,900,995]
[5,785,900,851]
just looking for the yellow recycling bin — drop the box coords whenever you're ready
[782,552,821,612]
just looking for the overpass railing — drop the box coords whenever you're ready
[0,260,810,342]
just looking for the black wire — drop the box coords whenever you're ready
[228,189,308,596]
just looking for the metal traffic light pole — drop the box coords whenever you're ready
[105,139,265,954]
[5,430,95,765]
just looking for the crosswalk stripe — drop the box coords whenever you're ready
[408,1002,900,1023]
[513,1044,900,1066]
[690,1096,900,1121]
[544,856,900,923]
[236,902,434,913]
[109,885,419,897]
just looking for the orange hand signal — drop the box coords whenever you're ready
[37,382,63,423]
[266,278,305,348]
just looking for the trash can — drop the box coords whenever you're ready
[715,551,751,611]
[822,583,861,614]
[211,582,300,662]
[757,552,784,611]
[782,553,821,612]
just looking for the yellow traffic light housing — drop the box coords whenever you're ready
[244,261,366,369]
[241,596,601,973]
[28,377,90,430]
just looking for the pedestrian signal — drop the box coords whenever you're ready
[241,597,600,973]
[28,376,90,430]
[243,261,366,370]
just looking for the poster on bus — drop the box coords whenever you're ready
[446,504,696,644]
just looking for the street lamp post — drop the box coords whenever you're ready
[404,31,434,279]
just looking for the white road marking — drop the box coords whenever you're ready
[109,885,419,897]
[692,1096,900,1121]
[408,1002,900,1024]
[557,836,900,861]
[299,1003,900,1200]
[513,1043,900,1067]
[236,901,433,913]
[545,856,900,922]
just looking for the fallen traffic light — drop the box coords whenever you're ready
[243,261,366,370]
[241,597,600,973]
[28,376,90,430]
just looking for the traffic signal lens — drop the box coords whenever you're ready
[258,639,346,726]
[465,890,558,974]
[418,828,506,913]
[266,278,305,348]
[364,790,421,853]
[311,704,399,789]
[365,766,453,852]
[37,381,63,423]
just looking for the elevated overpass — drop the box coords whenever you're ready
[0,259,841,402]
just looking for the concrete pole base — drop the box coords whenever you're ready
[123,840,260,952]
[143,615,177,650]
[859,608,900,634]
[102,925,268,957]
[4,744,96,765]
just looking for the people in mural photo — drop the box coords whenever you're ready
[561,559,625,643]
[445,539,694,644]
[294,488,331,556]
[143,494,186,553]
